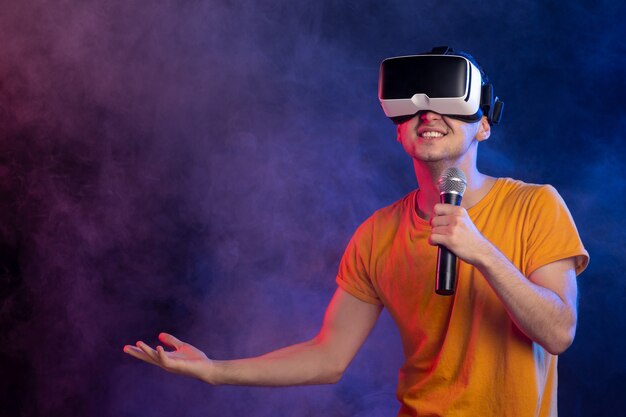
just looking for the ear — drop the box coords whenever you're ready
[396,124,402,142]
[476,116,491,142]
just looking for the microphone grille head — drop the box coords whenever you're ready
[438,167,467,195]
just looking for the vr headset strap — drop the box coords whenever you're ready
[481,84,504,125]
[430,46,454,54]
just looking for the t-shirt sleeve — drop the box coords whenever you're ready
[336,219,383,305]
[524,185,589,277]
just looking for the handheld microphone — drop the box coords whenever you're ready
[435,167,467,296]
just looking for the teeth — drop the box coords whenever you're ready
[421,131,445,138]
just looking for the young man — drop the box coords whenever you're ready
[124,47,588,416]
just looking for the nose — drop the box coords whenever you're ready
[419,111,442,122]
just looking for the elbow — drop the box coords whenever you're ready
[543,324,577,355]
[315,355,349,385]
[321,358,349,384]
[309,364,343,385]
[324,368,344,384]
[309,336,350,384]
[544,338,572,356]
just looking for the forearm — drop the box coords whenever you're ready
[207,337,343,386]
[474,245,576,355]
[125,290,378,387]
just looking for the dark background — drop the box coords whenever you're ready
[0,1,624,416]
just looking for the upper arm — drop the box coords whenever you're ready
[315,287,382,372]
[529,257,578,321]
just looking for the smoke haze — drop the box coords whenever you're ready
[0,1,624,416]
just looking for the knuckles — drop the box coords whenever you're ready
[434,204,466,215]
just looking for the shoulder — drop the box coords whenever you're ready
[476,178,573,227]
[493,177,565,207]
[494,179,589,275]
[493,177,580,241]
[496,177,556,196]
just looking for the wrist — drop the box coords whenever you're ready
[471,237,501,270]
[198,359,221,385]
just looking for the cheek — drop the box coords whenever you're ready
[455,125,479,142]
[397,125,412,144]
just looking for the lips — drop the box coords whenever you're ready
[417,128,448,138]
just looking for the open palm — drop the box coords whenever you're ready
[124,333,213,381]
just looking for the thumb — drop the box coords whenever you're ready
[159,332,184,349]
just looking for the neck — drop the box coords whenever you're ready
[413,159,495,220]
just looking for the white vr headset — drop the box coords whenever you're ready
[378,46,504,125]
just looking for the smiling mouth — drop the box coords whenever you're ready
[419,131,446,139]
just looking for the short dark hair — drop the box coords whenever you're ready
[424,46,490,85]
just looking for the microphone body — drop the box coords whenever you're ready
[435,167,467,296]
[435,192,462,295]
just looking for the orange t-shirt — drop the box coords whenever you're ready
[336,178,589,417]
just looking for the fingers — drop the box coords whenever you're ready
[159,332,184,349]
[433,203,466,216]
[123,343,160,366]
[429,206,464,246]
[123,334,181,357]
[123,333,186,370]
[428,230,449,247]
[430,204,468,232]
[123,345,143,357]
[137,341,161,363]
[156,345,169,366]
[433,203,454,215]
[430,205,463,228]
[430,216,452,228]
